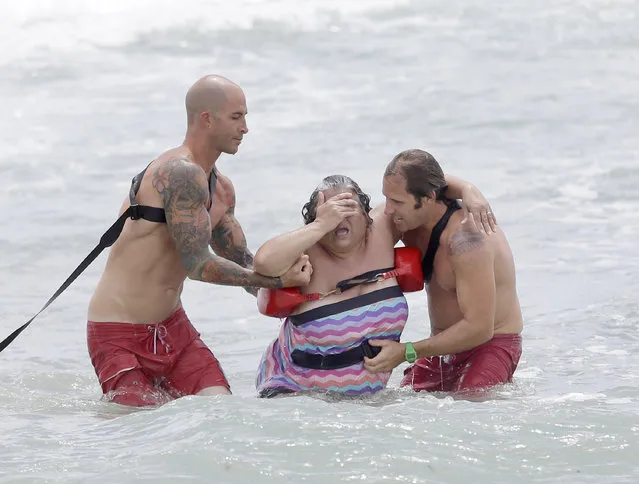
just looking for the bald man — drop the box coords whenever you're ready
[86,75,311,407]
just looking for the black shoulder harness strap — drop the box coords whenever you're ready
[0,165,217,354]
[422,200,461,284]
[127,165,166,223]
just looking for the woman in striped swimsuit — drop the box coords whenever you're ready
[253,174,487,397]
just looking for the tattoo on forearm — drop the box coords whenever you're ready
[210,214,254,268]
[210,210,258,295]
[211,220,233,253]
[449,229,485,256]
[198,256,282,289]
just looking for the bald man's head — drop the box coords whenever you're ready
[183,75,249,155]
[185,75,242,126]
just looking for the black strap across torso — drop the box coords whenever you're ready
[291,339,387,370]
[0,164,218,354]
[127,165,217,222]
[335,266,395,293]
[421,200,461,284]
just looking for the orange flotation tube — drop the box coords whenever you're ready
[257,246,424,318]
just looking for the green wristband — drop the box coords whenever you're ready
[404,342,417,363]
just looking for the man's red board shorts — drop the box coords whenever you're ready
[401,333,522,394]
[87,307,229,406]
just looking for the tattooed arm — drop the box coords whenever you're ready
[413,228,496,357]
[210,204,258,296]
[153,158,283,289]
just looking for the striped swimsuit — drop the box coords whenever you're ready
[256,285,409,397]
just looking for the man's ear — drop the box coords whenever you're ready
[428,187,442,203]
[423,192,435,205]
[200,111,212,128]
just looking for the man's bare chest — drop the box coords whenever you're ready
[432,249,456,291]
[403,230,456,291]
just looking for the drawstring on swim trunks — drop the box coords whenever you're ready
[148,324,169,354]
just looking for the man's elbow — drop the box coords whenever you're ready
[181,255,208,282]
[185,267,204,282]
[479,327,494,345]
[470,319,494,346]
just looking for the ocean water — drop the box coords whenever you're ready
[1,0,638,482]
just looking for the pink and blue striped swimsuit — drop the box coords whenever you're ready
[256,285,409,397]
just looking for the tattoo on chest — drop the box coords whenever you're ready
[448,229,485,256]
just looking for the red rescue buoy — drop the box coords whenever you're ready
[257,246,424,318]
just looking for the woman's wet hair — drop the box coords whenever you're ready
[302,175,373,226]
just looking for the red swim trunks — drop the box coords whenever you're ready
[400,333,522,394]
[87,307,229,406]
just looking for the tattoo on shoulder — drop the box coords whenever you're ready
[152,157,211,274]
[152,157,207,204]
[448,229,485,257]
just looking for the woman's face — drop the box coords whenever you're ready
[318,188,370,255]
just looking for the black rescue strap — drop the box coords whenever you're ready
[288,286,405,370]
[0,166,167,354]
[421,200,461,283]
[291,339,389,370]
[335,266,395,293]
[0,164,219,354]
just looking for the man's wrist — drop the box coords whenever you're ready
[404,342,417,363]
[252,272,283,289]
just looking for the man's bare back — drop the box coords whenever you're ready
[402,210,523,338]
